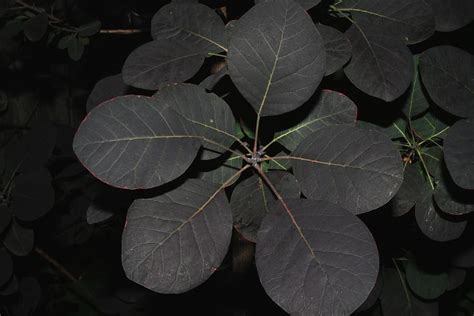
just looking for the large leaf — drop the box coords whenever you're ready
[231,171,300,242]
[86,74,129,113]
[444,119,474,190]
[401,56,430,118]
[390,164,423,217]
[405,260,448,299]
[419,46,474,118]
[11,168,54,222]
[336,0,435,44]
[272,90,357,151]
[227,0,325,116]
[154,84,236,160]
[316,24,351,76]
[415,189,466,242]
[344,24,413,102]
[122,40,206,90]
[122,179,233,294]
[292,125,403,214]
[0,249,13,287]
[73,95,201,190]
[197,153,242,186]
[3,221,34,256]
[425,0,474,32]
[151,2,226,53]
[256,199,379,315]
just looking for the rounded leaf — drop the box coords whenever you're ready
[86,74,129,112]
[317,24,351,76]
[227,0,325,116]
[73,95,201,190]
[256,199,379,315]
[122,179,233,294]
[24,12,48,42]
[391,164,423,217]
[3,221,34,256]
[406,260,448,299]
[425,0,474,32]
[292,125,404,214]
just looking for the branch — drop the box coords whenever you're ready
[35,247,78,283]
[99,29,144,35]
[14,0,61,23]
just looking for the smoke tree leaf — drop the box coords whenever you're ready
[255,0,321,10]
[419,46,474,118]
[24,12,48,42]
[197,154,242,186]
[86,204,114,225]
[231,171,300,242]
[391,164,423,217]
[406,260,448,299]
[415,189,467,242]
[227,0,325,116]
[77,20,101,37]
[292,125,403,214]
[272,90,357,151]
[68,37,85,61]
[336,0,435,44]
[86,74,129,112]
[317,24,351,76]
[11,168,55,222]
[256,199,379,315]
[0,249,13,287]
[3,221,34,256]
[401,56,430,118]
[151,2,226,53]
[122,40,206,90]
[444,119,474,190]
[73,95,201,190]
[411,112,447,140]
[344,24,413,102]
[122,179,233,294]
[154,84,236,160]
[425,0,474,32]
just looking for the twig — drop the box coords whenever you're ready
[35,247,78,283]
[99,29,144,34]
[14,0,61,23]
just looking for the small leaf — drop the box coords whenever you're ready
[292,125,403,214]
[406,260,448,299]
[58,34,74,49]
[391,164,423,217]
[272,90,357,151]
[419,46,474,118]
[86,203,114,225]
[0,249,13,287]
[197,153,242,186]
[401,56,430,118]
[122,39,206,90]
[344,25,413,102]
[411,111,447,140]
[73,95,201,190]
[68,36,84,61]
[3,221,34,256]
[11,168,55,222]
[231,171,300,242]
[77,20,101,37]
[122,179,233,293]
[23,12,48,42]
[415,189,466,242]
[86,74,129,112]
[227,0,326,116]
[317,24,351,76]
[425,0,474,32]
[256,199,379,315]
[444,119,474,190]
[151,2,226,53]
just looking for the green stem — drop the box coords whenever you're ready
[416,148,435,190]
[207,52,227,58]
[418,126,449,146]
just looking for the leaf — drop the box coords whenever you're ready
[444,119,474,190]
[411,111,447,140]
[0,205,11,234]
[122,179,233,294]
[151,2,226,53]
[86,203,114,225]
[336,0,435,44]
[356,268,383,312]
[231,171,300,242]
[154,84,236,160]
[77,20,101,37]
[422,146,443,179]
[86,74,129,112]
[0,20,24,39]
[11,168,55,222]
[256,199,379,315]
[425,0,474,32]
[68,36,84,61]
[447,268,466,291]
[23,12,48,42]
[58,34,74,49]
[272,90,357,151]
[0,249,13,287]
[255,0,322,11]
[199,66,227,91]
[73,95,201,190]
[380,267,439,316]
[344,24,413,102]
[227,0,325,116]
[415,189,466,242]
[317,24,351,76]
[197,153,242,186]
[391,164,423,217]
[401,56,430,118]
[419,46,474,118]
[122,39,206,90]
[3,221,34,256]
[292,125,403,214]
[405,260,448,299]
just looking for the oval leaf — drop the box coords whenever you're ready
[391,164,423,217]
[227,0,325,116]
[444,119,474,190]
[406,260,448,299]
[24,12,48,42]
[401,56,430,118]
[425,0,474,32]
[256,199,379,315]
[122,179,233,293]
[292,125,404,214]
[197,153,242,186]
[317,24,351,76]
[3,221,34,256]
[86,74,129,112]
[73,95,201,190]
[419,46,474,118]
